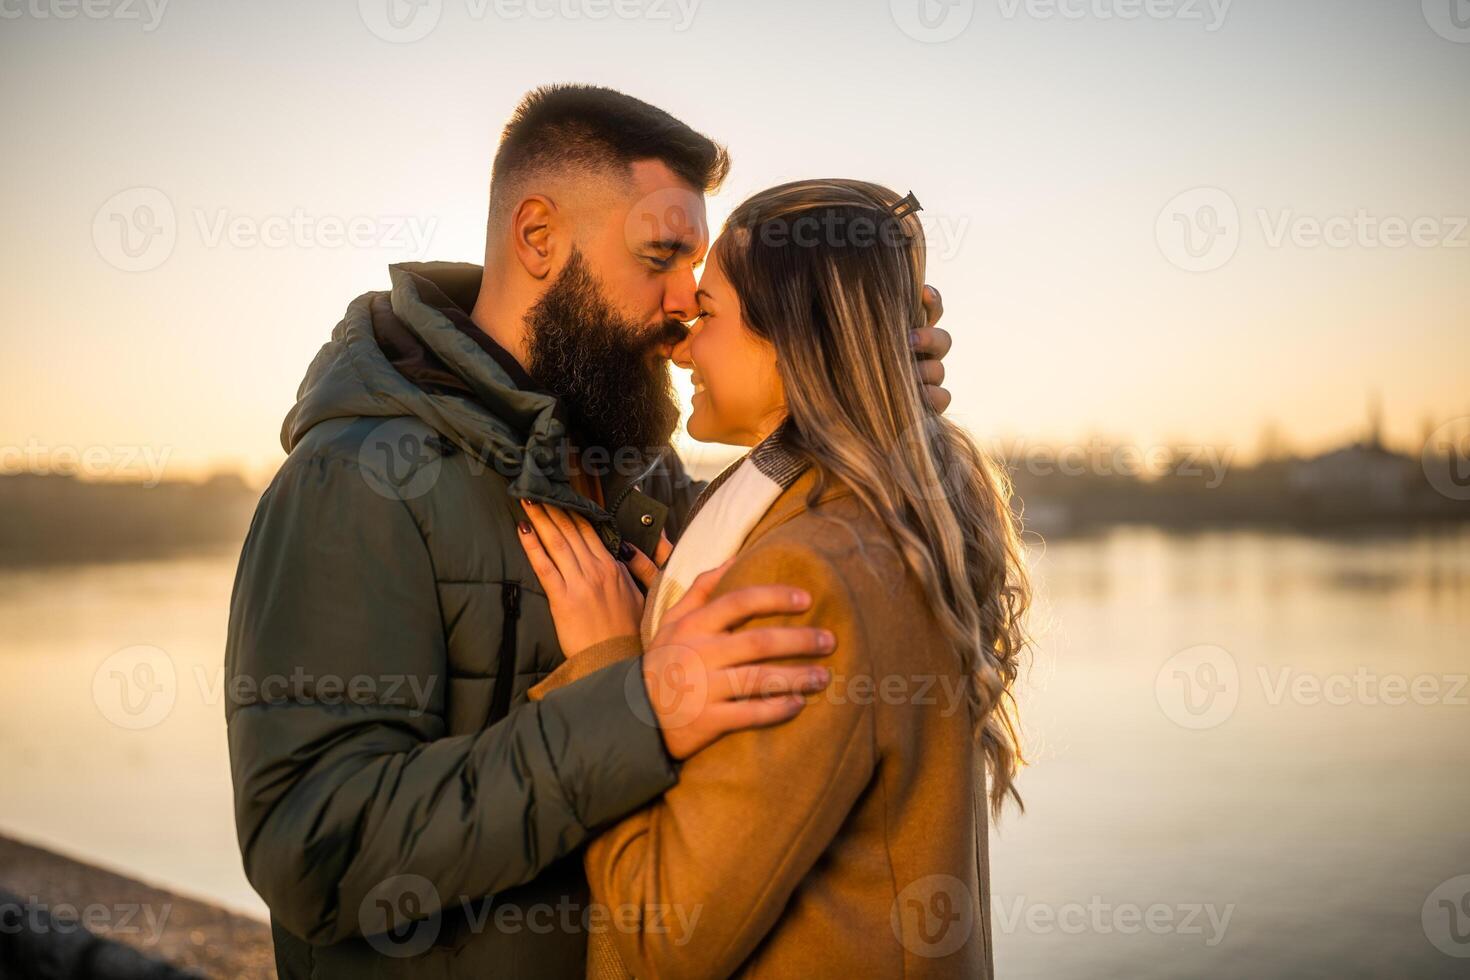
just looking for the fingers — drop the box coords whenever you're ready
[920,284,944,328]
[676,583,815,637]
[711,626,836,668]
[711,662,832,701]
[653,530,673,567]
[522,501,586,578]
[661,558,736,628]
[706,696,809,734]
[516,514,563,592]
[541,502,606,570]
[917,358,945,388]
[564,507,610,560]
[622,543,661,590]
[923,385,952,414]
[910,324,951,361]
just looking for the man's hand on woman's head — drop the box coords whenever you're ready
[912,284,952,414]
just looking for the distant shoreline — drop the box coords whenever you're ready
[4,441,1467,568]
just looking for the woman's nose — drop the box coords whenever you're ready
[671,323,696,370]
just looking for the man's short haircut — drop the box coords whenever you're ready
[489,84,730,221]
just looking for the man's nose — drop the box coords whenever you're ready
[662,266,697,323]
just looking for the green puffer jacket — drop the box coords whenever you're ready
[225,263,704,978]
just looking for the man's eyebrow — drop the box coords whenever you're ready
[641,238,698,255]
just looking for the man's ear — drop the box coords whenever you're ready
[510,195,558,280]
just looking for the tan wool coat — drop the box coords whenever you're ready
[530,468,993,979]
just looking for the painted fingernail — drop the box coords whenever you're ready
[618,541,634,560]
[910,330,920,346]
[518,522,532,535]
[791,590,811,608]
[820,630,836,651]
[812,668,831,685]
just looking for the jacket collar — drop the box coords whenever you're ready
[742,463,856,548]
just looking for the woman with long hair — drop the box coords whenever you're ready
[517,179,1030,979]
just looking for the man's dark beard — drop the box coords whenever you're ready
[525,249,684,455]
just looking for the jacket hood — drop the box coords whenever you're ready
[282,262,604,518]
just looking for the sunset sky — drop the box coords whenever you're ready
[3,0,1467,484]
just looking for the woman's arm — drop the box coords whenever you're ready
[584,538,878,980]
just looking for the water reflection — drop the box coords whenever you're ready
[0,528,1467,976]
[999,526,1470,979]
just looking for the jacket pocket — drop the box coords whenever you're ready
[486,581,521,725]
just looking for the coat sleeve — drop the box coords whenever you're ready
[224,452,677,946]
[582,539,878,979]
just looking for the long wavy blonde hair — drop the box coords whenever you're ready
[714,179,1031,815]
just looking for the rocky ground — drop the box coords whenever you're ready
[0,834,275,979]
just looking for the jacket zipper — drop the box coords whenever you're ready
[487,582,521,725]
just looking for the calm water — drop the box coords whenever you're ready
[2,528,1467,977]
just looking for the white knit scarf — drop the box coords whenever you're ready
[642,423,809,643]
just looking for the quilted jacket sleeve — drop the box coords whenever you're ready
[224,452,677,945]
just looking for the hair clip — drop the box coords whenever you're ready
[889,191,923,220]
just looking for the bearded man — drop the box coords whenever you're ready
[224,83,952,979]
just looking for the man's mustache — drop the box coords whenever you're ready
[645,319,689,353]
